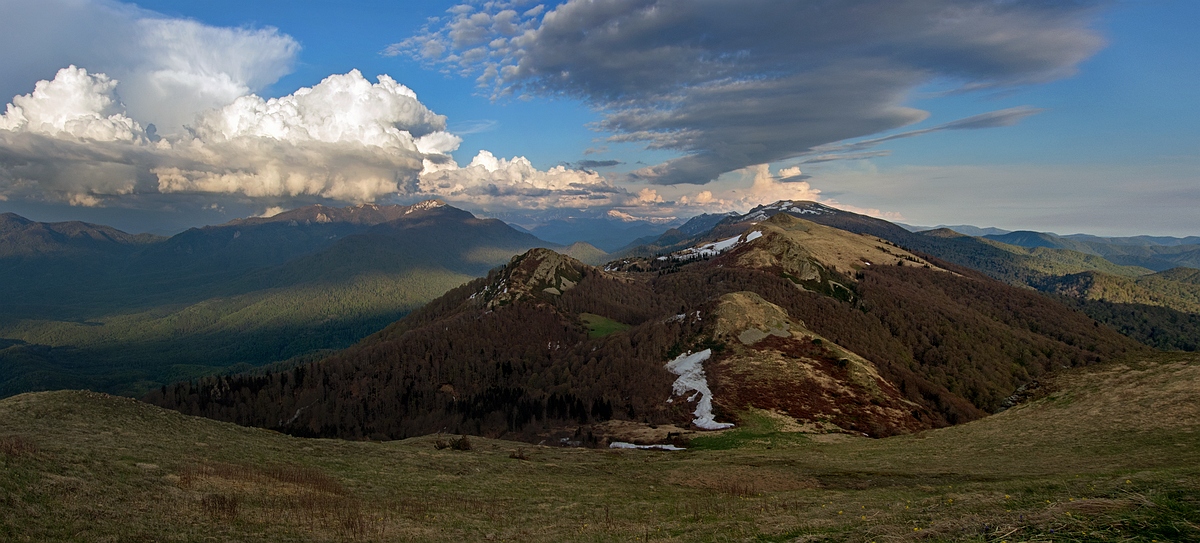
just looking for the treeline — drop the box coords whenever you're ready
[146,267,697,440]
[148,249,1146,441]
[1056,296,1200,352]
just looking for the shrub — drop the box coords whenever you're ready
[451,435,473,451]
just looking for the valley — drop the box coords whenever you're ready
[0,202,554,397]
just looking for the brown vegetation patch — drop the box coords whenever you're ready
[176,461,369,538]
[0,434,36,458]
[709,336,930,437]
[666,465,820,495]
[1059,498,1136,515]
[592,420,698,446]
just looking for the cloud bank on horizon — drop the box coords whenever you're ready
[0,0,1110,225]
[0,65,631,213]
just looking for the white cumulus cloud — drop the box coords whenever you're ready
[416,149,628,210]
[0,66,633,212]
[156,70,459,202]
[0,66,145,142]
[0,0,299,137]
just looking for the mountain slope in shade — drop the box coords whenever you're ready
[0,212,162,258]
[0,202,554,399]
[133,201,454,284]
[263,203,554,285]
[148,215,1145,443]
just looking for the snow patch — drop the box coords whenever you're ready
[662,230,763,262]
[664,349,734,430]
[405,199,445,214]
[609,441,685,451]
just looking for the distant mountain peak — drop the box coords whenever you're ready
[920,228,969,239]
[734,200,839,223]
[231,200,452,227]
[404,199,446,214]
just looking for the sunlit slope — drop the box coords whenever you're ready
[2,352,1197,542]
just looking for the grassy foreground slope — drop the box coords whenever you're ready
[3,352,1198,542]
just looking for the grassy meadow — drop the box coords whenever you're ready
[2,352,1198,542]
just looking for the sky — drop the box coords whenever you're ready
[0,0,1195,236]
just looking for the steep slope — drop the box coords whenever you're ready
[149,216,1145,442]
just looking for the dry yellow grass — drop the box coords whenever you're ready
[737,213,945,279]
[1,351,1198,542]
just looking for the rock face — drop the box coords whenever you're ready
[705,291,933,437]
[476,248,587,309]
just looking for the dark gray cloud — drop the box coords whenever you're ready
[574,159,623,169]
[395,0,1107,184]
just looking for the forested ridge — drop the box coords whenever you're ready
[147,233,1146,442]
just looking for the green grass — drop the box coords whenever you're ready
[580,313,632,338]
[1,352,1198,541]
[687,409,814,451]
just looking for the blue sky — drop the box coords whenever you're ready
[0,0,1196,236]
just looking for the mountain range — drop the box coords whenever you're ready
[4,198,1199,541]
[146,210,1147,444]
[0,201,554,397]
[4,198,1198,418]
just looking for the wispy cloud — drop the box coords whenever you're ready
[447,119,498,135]
[809,106,1047,159]
[393,0,1104,185]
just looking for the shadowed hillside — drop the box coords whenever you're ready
[148,215,1145,442]
[0,202,554,398]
